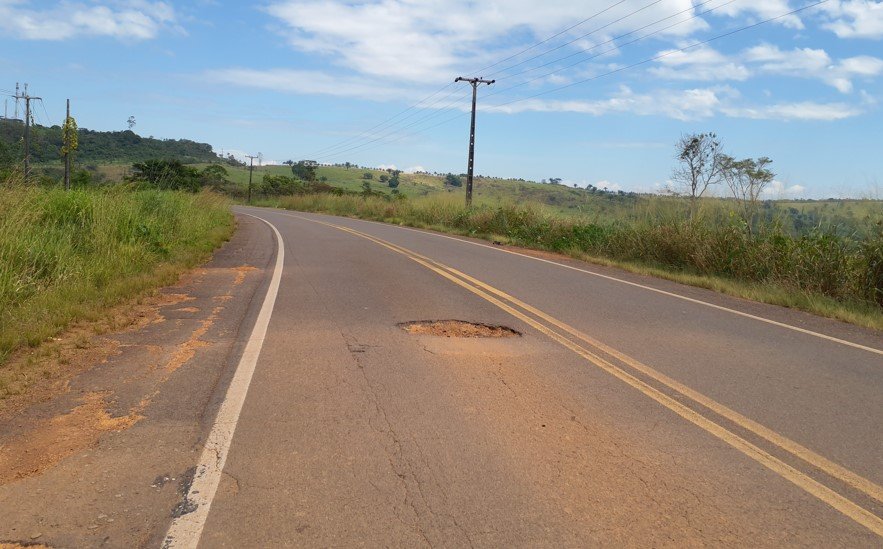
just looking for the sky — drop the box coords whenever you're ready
[1,0,882,198]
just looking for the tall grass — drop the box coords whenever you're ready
[0,183,233,364]
[270,193,883,329]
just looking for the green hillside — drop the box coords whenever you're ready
[0,118,218,164]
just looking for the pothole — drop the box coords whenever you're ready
[399,320,521,338]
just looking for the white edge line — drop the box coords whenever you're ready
[259,207,882,357]
[163,212,285,548]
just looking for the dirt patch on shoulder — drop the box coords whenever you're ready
[399,320,520,338]
[0,392,143,485]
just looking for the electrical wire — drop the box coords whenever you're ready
[306,0,649,159]
[485,0,829,112]
[486,0,668,79]
[483,0,739,101]
[316,1,828,163]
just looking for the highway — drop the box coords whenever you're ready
[1,206,881,547]
[171,207,883,546]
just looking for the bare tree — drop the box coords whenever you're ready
[671,132,724,218]
[721,155,775,235]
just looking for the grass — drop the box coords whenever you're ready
[261,193,883,331]
[0,183,234,388]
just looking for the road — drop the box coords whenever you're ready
[2,206,882,547]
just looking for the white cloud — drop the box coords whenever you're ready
[264,0,710,83]
[485,85,729,121]
[714,0,804,29]
[204,68,414,101]
[595,180,621,191]
[722,101,861,120]
[763,180,806,197]
[0,0,178,40]
[376,164,398,171]
[819,1,883,39]
[652,43,883,93]
[486,85,863,121]
[404,165,426,173]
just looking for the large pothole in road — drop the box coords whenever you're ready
[398,320,521,338]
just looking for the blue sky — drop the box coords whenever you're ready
[2,0,882,198]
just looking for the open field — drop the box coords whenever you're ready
[201,163,881,235]
[0,184,233,394]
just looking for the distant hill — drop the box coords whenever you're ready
[0,118,218,164]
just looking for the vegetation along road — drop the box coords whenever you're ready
[1,206,880,547]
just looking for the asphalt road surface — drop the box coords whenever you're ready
[3,206,882,547]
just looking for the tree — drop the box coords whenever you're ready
[362,172,373,180]
[361,181,373,197]
[379,174,389,183]
[444,173,462,187]
[291,160,318,182]
[130,159,200,192]
[344,162,352,170]
[127,116,136,131]
[200,164,229,189]
[549,177,562,185]
[721,155,775,235]
[388,169,401,188]
[671,132,724,218]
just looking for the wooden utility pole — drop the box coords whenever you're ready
[246,154,258,204]
[455,76,494,207]
[64,99,71,191]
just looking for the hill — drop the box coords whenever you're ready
[0,118,218,165]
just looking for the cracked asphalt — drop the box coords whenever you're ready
[2,208,882,547]
[199,208,882,546]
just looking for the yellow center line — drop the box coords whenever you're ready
[279,212,883,537]
[325,218,883,507]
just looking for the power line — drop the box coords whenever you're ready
[313,90,474,161]
[486,0,668,79]
[316,1,828,164]
[306,85,467,158]
[471,0,631,74]
[304,82,456,157]
[485,0,829,112]
[306,0,649,160]
[312,0,722,161]
[481,0,739,104]
[493,0,731,84]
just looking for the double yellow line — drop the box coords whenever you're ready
[287,213,883,537]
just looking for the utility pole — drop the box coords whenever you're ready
[245,154,258,204]
[14,85,41,182]
[64,99,71,191]
[455,76,494,207]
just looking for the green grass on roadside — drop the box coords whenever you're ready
[263,193,883,331]
[0,184,233,386]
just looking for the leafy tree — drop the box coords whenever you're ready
[388,169,401,188]
[260,174,301,196]
[362,172,373,180]
[361,181,373,196]
[344,162,352,170]
[379,174,389,183]
[671,132,725,218]
[200,164,229,189]
[127,116,136,130]
[444,173,462,187]
[291,160,318,182]
[721,155,775,235]
[130,159,200,192]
